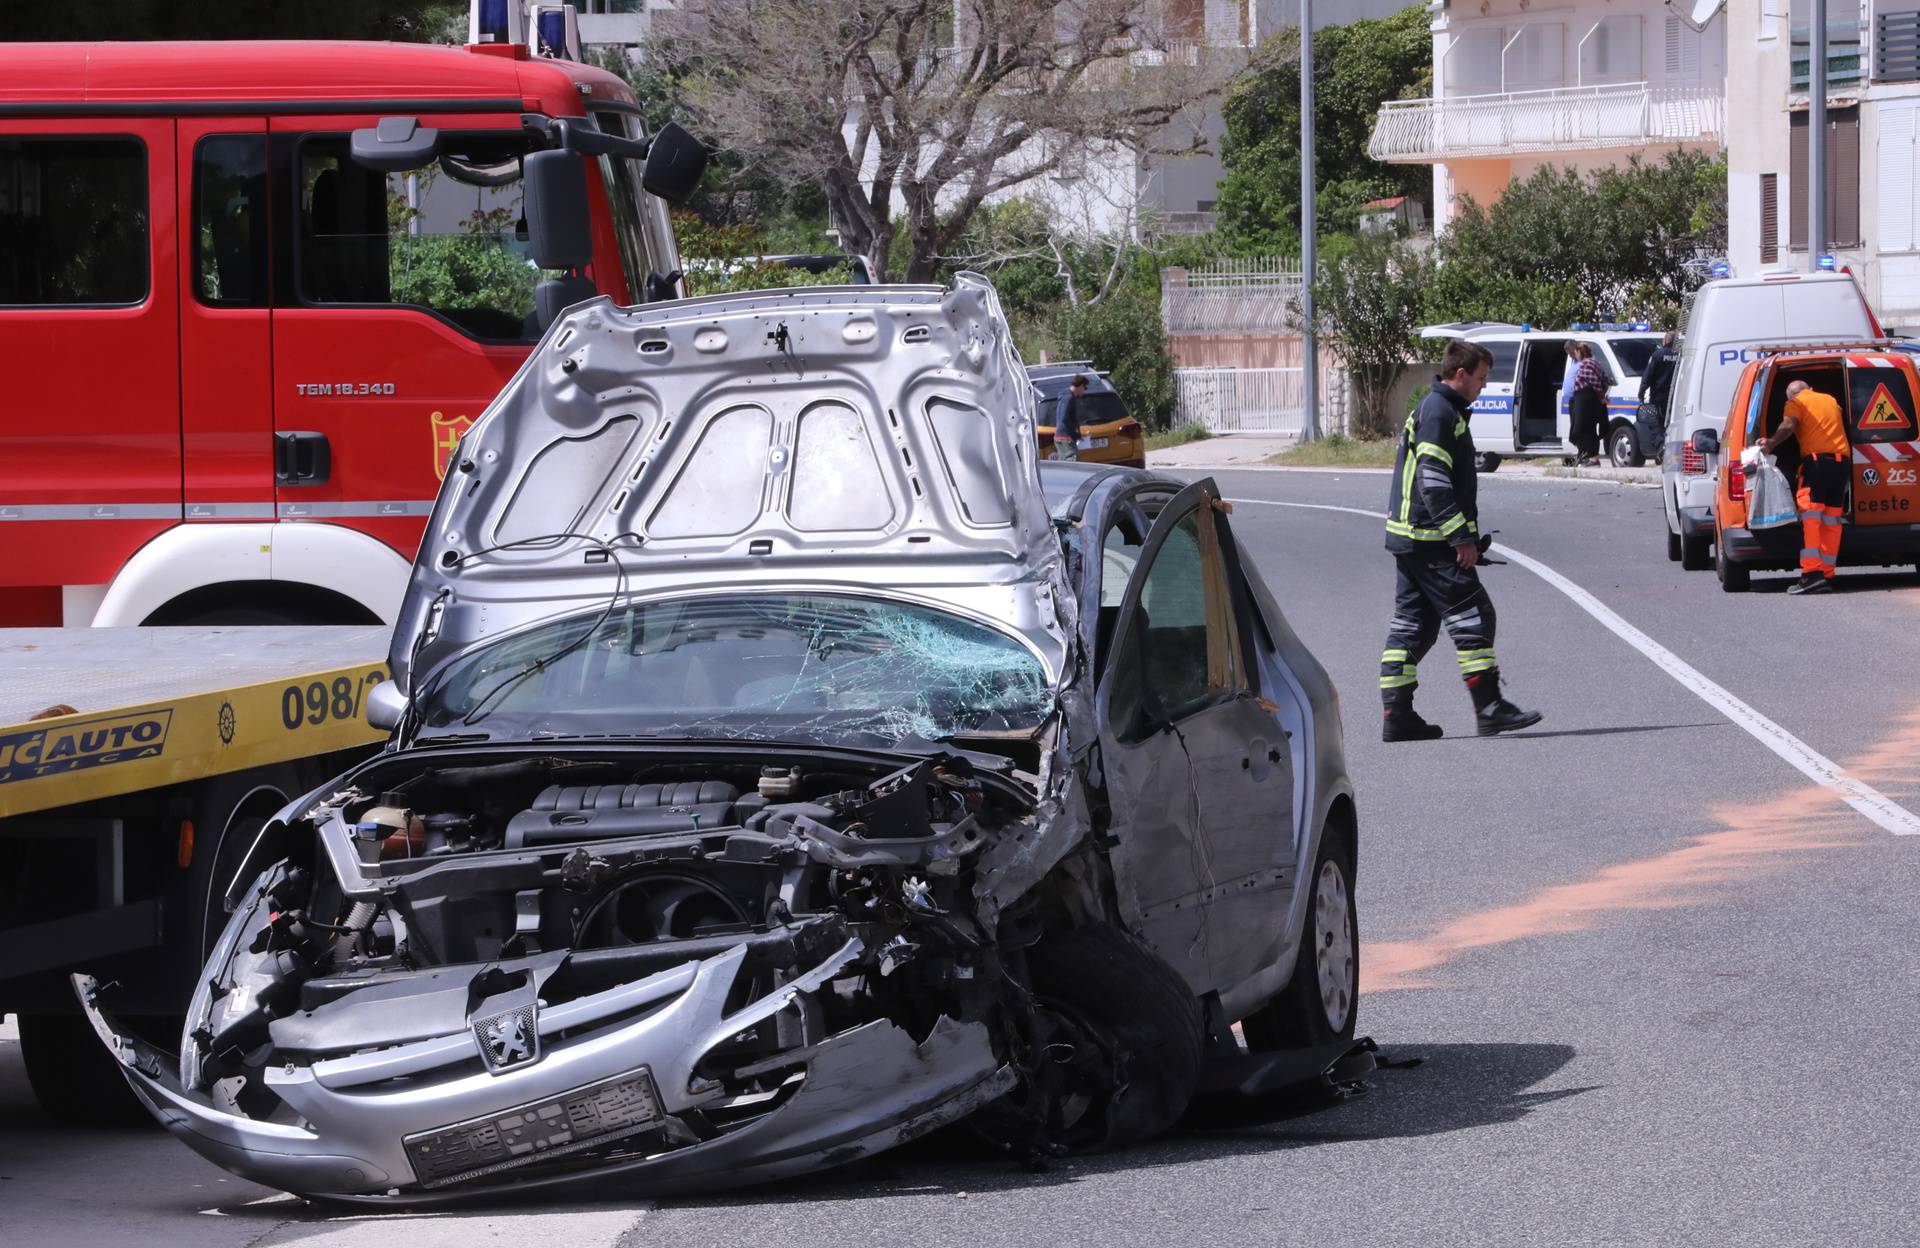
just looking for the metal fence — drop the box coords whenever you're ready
[1172,366,1349,436]
[1160,257,1304,334]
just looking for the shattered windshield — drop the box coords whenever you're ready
[417,593,1053,746]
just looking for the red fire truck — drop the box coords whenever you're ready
[0,36,698,628]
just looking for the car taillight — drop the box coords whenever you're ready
[1682,443,1706,475]
[1117,420,1142,438]
[1728,463,1745,501]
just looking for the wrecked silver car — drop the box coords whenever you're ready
[78,276,1360,1203]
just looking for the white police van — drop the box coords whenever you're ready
[1659,265,1881,570]
[1418,322,1665,470]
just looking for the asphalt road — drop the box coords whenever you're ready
[6,467,1919,1246]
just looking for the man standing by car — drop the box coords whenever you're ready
[1380,340,1544,741]
[1054,374,1088,461]
[1640,331,1678,418]
[1757,379,1850,594]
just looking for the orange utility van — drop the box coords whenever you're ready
[1709,345,1920,590]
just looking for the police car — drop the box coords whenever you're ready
[1417,323,1666,470]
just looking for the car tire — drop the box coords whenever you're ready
[1474,452,1501,473]
[18,1012,148,1126]
[1715,535,1750,592]
[1667,526,1682,562]
[1608,422,1646,468]
[1014,923,1205,1148]
[1680,532,1711,571]
[1241,824,1358,1051]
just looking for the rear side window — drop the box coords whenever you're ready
[0,136,147,306]
[1609,338,1655,377]
[1484,340,1519,385]
[294,132,555,342]
[194,135,268,307]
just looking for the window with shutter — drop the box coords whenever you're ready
[1761,173,1779,264]
[1879,102,1919,253]
[1666,15,1702,79]
[1789,106,1862,251]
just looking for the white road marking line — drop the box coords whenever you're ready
[1231,497,1920,837]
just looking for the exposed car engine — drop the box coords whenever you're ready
[153,744,1070,1195]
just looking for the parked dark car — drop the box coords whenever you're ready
[80,278,1357,1204]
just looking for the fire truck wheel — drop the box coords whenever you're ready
[17,1012,148,1126]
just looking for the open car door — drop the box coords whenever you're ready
[1093,478,1295,996]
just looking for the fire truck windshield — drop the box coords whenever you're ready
[591,108,680,304]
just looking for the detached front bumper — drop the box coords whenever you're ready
[75,939,1010,1204]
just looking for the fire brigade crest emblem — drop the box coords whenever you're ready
[431,410,476,481]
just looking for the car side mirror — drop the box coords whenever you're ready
[523,150,592,271]
[365,680,408,732]
[350,117,440,172]
[640,122,706,205]
[1691,428,1721,456]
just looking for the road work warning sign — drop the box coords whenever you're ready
[1861,383,1909,429]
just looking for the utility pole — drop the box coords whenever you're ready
[1809,0,1827,268]
[1300,0,1320,442]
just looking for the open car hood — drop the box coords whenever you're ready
[390,276,1071,690]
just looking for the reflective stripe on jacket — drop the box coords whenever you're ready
[1386,381,1480,553]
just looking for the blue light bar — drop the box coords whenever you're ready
[1710,259,1731,278]
[1817,253,1837,270]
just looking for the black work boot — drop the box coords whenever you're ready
[1382,688,1444,743]
[1468,670,1543,737]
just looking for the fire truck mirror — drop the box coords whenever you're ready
[640,122,707,206]
[350,116,441,173]
[524,150,592,271]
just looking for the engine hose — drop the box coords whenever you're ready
[336,899,379,958]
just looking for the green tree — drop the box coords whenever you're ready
[1431,151,1727,327]
[1217,6,1430,252]
[1056,292,1177,431]
[1311,230,1430,439]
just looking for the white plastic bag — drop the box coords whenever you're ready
[1746,452,1798,530]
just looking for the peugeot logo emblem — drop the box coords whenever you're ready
[474,1004,540,1073]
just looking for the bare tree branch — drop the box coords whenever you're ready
[657,0,1244,280]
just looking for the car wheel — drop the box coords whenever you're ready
[1608,423,1646,468]
[18,1012,148,1126]
[1242,825,1357,1050]
[990,923,1204,1149]
[1715,534,1750,592]
[1474,452,1501,473]
[1680,532,1711,571]
[1667,526,1682,562]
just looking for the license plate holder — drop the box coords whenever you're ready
[404,1067,664,1188]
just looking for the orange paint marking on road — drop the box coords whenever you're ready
[1361,707,1920,993]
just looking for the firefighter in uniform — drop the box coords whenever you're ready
[1757,379,1849,594]
[1380,339,1544,741]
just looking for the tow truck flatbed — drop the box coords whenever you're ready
[1,627,389,819]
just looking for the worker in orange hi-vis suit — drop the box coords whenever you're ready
[1758,379,1851,594]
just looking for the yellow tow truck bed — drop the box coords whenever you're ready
[1,627,389,819]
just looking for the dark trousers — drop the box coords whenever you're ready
[1380,551,1498,702]
[1570,389,1606,457]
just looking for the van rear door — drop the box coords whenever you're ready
[1843,354,1920,526]
[0,117,181,616]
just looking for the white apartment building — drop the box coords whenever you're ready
[1368,0,1728,232]
[1725,1,1920,332]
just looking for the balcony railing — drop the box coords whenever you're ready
[1368,81,1726,163]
